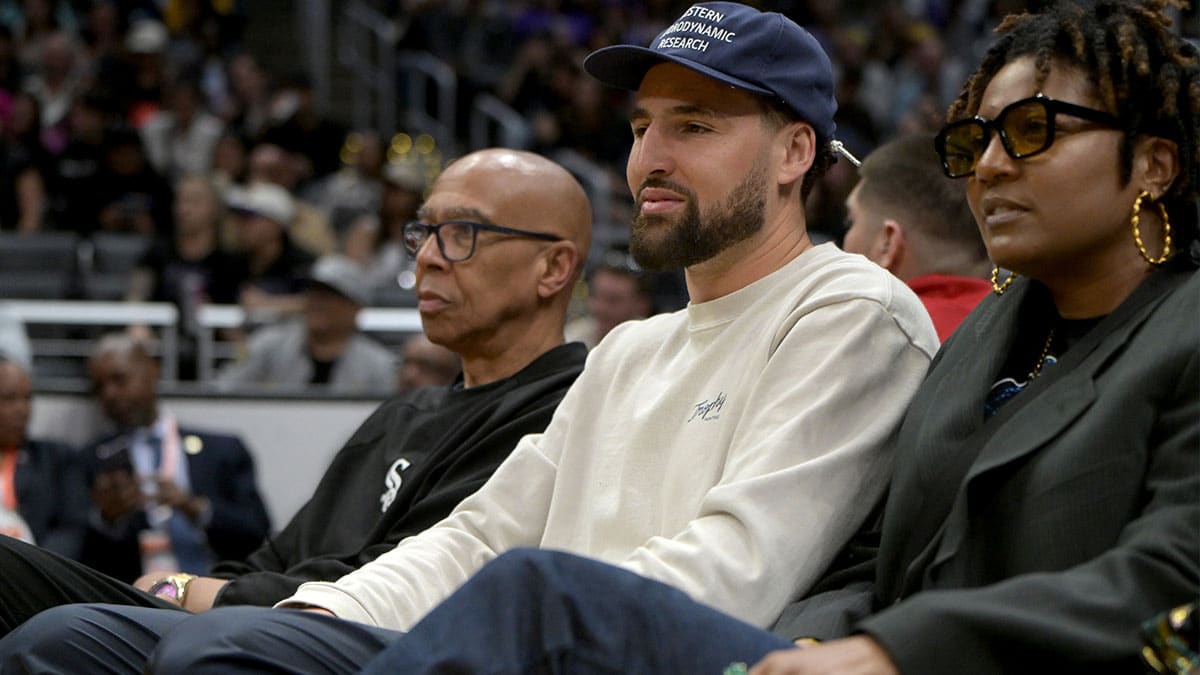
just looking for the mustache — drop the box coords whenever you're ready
[635,177,694,201]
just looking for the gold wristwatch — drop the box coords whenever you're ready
[148,573,197,606]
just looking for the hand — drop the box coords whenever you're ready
[302,607,336,618]
[749,636,899,675]
[152,478,209,523]
[92,470,143,523]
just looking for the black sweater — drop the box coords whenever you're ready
[210,342,587,606]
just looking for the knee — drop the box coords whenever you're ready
[149,608,261,674]
[477,548,571,586]
[476,548,614,598]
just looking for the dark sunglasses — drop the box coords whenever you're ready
[934,94,1121,178]
[402,220,562,262]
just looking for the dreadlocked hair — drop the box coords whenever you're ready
[948,0,1200,253]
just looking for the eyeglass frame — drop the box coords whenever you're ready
[402,219,563,262]
[934,93,1122,179]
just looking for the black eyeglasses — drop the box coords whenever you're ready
[402,220,563,262]
[934,94,1121,178]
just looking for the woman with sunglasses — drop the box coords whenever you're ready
[325,2,1199,674]
[761,1,1198,671]
[762,0,1199,670]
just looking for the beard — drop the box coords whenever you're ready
[629,161,769,271]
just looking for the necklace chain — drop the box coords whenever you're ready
[1028,327,1056,381]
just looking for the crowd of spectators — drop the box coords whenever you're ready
[0,0,1194,390]
[392,0,1196,241]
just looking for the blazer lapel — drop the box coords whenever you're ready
[923,268,1186,578]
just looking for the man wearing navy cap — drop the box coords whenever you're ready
[2,5,937,673]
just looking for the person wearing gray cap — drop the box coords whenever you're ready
[213,255,395,396]
[0,5,938,672]
[226,182,316,316]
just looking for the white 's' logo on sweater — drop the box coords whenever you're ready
[380,457,412,512]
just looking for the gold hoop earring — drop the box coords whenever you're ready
[1131,191,1172,265]
[991,266,1017,295]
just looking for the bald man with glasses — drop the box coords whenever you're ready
[0,148,591,637]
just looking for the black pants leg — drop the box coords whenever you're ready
[0,535,180,637]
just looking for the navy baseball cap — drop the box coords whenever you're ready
[583,2,836,140]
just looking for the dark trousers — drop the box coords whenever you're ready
[354,548,792,675]
[2,548,793,674]
[0,535,181,638]
[0,604,396,675]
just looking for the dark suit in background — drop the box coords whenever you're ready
[80,427,270,583]
[11,439,89,560]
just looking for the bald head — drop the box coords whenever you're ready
[437,149,592,275]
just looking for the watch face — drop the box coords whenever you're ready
[151,581,180,600]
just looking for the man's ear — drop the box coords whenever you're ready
[777,122,816,187]
[875,219,906,273]
[537,242,580,300]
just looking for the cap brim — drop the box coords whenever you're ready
[583,44,774,98]
[304,279,363,305]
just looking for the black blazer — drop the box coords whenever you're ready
[80,426,271,582]
[775,264,1199,674]
[13,438,89,560]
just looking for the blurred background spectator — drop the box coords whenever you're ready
[0,90,50,232]
[80,332,270,582]
[126,173,240,377]
[564,249,653,350]
[395,332,459,396]
[0,355,88,558]
[306,129,385,237]
[92,124,173,236]
[139,77,224,183]
[224,180,312,314]
[0,0,1192,390]
[342,159,424,301]
[46,89,107,230]
[243,140,335,256]
[215,254,395,396]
